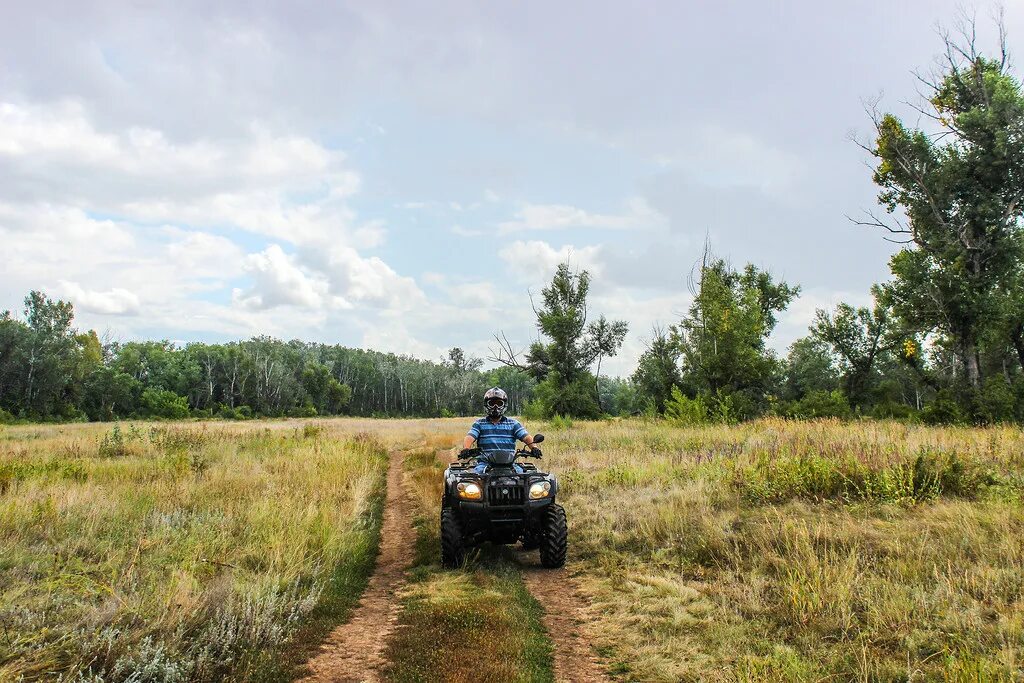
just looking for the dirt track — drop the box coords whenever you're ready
[298,449,416,683]
[300,446,609,682]
[516,552,612,683]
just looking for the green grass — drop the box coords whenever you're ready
[542,417,1024,682]
[383,445,554,683]
[0,419,388,682]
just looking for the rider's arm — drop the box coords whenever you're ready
[463,421,480,450]
[513,421,533,447]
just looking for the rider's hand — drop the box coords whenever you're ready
[530,446,542,458]
[459,448,475,459]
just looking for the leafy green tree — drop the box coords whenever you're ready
[809,294,892,408]
[631,326,683,412]
[18,291,79,417]
[863,23,1024,390]
[301,362,333,413]
[446,347,483,372]
[783,337,840,401]
[327,378,352,414]
[673,256,799,417]
[492,263,627,418]
[82,367,140,421]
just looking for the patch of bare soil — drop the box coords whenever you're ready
[298,450,416,683]
[516,552,612,683]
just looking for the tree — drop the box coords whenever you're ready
[783,337,840,401]
[446,347,483,372]
[586,315,629,411]
[809,294,892,408]
[631,326,683,413]
[18,291,79,417]
[491,263,627,418]
[860,17,1024,390]
[673,255,799,417]
[82,367,140,421]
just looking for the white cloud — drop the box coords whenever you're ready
[451,224,484,237]
[498,197,665,234]
[446,281,497,308]
[163,228,245,280]
[0,100,366,248]
[233,245,342,311]
[315,244,426,310]
[57,281,141,315]
[499,240,604,279]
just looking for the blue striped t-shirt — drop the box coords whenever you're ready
[468,416,528,451]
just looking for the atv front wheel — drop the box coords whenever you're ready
[520,530,540,551]
[539,503,567,568]
[440,508,466,568]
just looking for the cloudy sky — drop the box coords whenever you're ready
[2,1,1020,375]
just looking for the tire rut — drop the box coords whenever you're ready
[515,555,611,682]
[298,449,416,683]
[437,447,610,682]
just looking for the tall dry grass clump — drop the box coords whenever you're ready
[538,417,1024,682]
[0,418,392,682]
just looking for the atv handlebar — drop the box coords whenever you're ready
[456,447,543,461]
[457,433,545,461]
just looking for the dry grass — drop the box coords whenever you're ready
[537,417,1024,682]
[5,416,1023,681]
[0,418,425,682]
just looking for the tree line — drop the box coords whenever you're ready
[0,294,534,422]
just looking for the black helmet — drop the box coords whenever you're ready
[484,387,508,418]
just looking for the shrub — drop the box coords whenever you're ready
[549,414,574,430]
[870,401,916,419]
[98,423,135,457]
[217,405,253,420]
[784,390,852,420]
[520,400,547,421]
[979,376,1016,424]
[664,386,708,426]
[737,448,995,505]
[921,389,966,425]
[142,388,190,419]
[531,372,602,419]
[287,403,318,418]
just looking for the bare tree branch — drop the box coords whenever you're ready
[486,331,528,371]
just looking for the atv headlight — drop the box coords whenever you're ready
[529,481,552,499]
[457,482,482,500]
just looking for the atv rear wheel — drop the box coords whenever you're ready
[539,503,567,568]
[440,507,466,568]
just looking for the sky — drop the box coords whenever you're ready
[2,1,1021,376]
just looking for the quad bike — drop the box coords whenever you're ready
[440,433,567,568]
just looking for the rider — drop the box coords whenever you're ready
[461,387,541,473]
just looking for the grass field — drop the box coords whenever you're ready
[3,417,1023,682]
[0,419,399,682]
[548,418,1024,682]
